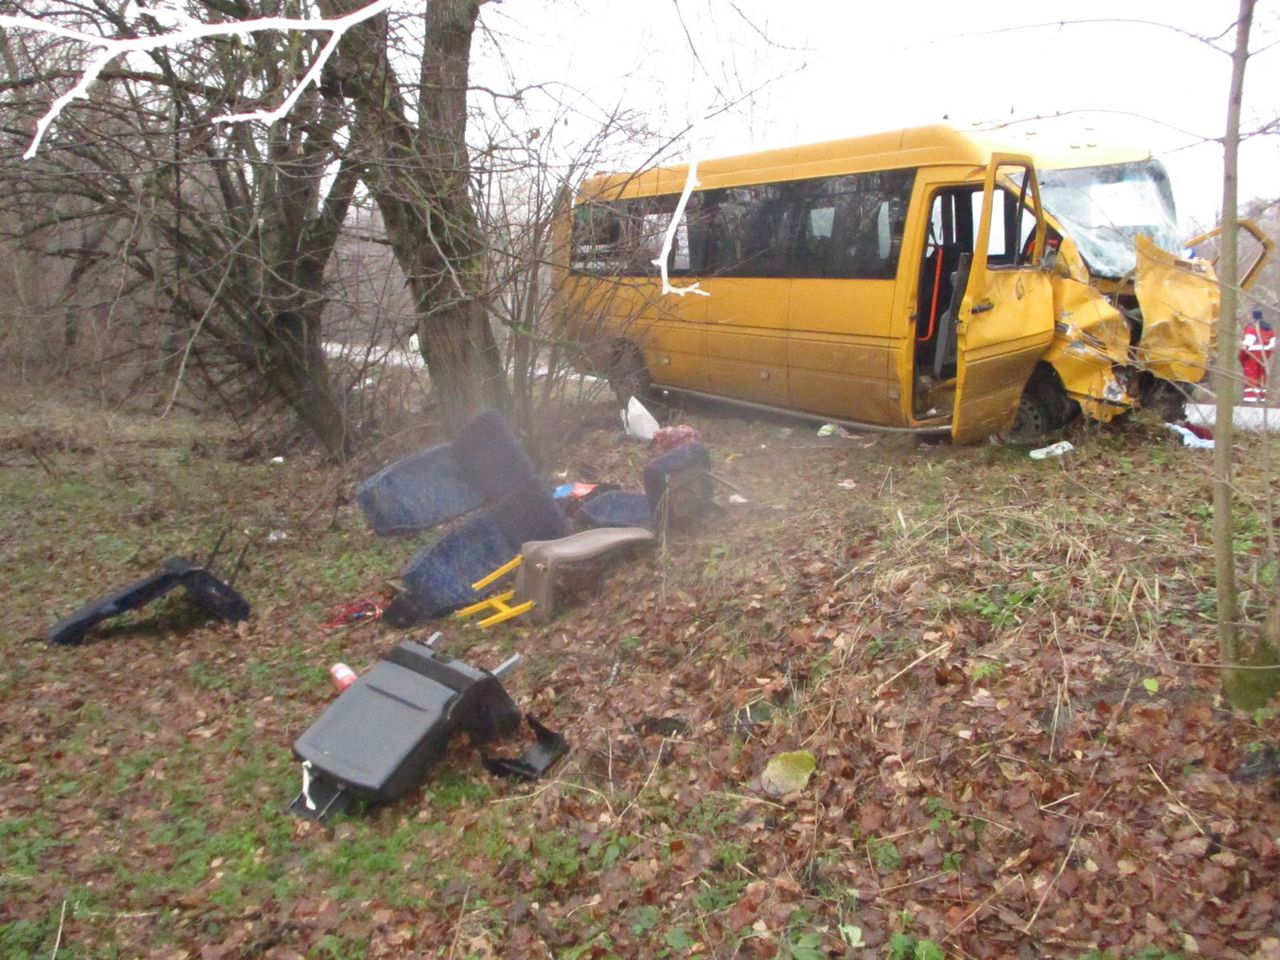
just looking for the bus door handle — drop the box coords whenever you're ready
[970,301,994,315]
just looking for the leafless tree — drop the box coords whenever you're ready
[1,1,362,456]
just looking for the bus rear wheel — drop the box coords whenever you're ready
[608,342,652,404]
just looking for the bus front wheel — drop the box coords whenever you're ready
[1005,368,1071,444]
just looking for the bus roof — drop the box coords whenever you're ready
[578,124,1153,201]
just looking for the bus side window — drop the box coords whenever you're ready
[571,203,624,273]
[705,184,792,276]
[790,170,912,279]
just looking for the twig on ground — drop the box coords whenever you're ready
[444,883,471,960]
[943,876,1022,941]
[1023,835,1078,933]
[873,641,950,696]
[49,899,67,960]
[1148,762,1206,835]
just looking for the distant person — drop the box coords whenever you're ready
[1240,309,1274,403]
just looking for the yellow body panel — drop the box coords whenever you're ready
[789,278,899,425]
[952,154,1054,443]
[1133,235,1220,385]
[701,279,789,406]
[953,268,1055,441]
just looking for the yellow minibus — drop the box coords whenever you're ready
[555,124,1249,442]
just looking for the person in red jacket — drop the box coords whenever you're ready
[1240,309,1274,403]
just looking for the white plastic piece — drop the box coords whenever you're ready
[300,760,317,811]
[622,396,659,440]
[1029,440,1074,460]
[1164,423,1214,449]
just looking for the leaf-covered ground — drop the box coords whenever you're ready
[2,393,1279,960]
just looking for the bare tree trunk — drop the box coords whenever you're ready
[323,0,507,432]
[1215,0,1277,708]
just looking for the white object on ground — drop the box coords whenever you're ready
[727,494,749,505]
[1164,423,1214,449]
[622,396,659,440]
[836,479,857,490]
[1029,440,1074,460]
[270,456,285,464]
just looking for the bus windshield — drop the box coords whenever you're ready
[1039,160,1181,279]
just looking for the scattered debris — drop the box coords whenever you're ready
[653,423,699,452]
[554,481,601,500]
[1029,440,1074,460]
[360,413,713,628]
[1166,422,1215,450]
[357,410,538,538]
[328,662,357,692]
[552,481,620,521]
[322,590,395,629]
[761,750,817,797]
[356,412,567,627]
[290,635,563,821]
[267,530,288,543]
[578,442,713,529]
[622,396,660,440]
[816,423,863,440]
[47,535,250,645]
[458,527,656,627]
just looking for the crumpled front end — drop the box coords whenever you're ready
[1043,238,1135,422]
[1132,234,1220,386]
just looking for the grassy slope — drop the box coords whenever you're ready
[1,396,1277,960]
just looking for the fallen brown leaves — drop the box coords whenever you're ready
[2,403,1279,958]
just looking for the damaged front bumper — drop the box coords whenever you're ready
[1044,274,1135,422]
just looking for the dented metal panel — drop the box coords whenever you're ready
[1042,265,1132,423]
[1132,234,1219,386]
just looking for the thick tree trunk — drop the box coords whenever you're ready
[323,0,508,432]
[260,306,352,458]
[253,134,360,459]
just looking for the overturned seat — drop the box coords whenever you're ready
[515,527,655,624]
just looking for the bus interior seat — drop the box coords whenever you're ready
[916,242,961,372]
[932,251,972,382]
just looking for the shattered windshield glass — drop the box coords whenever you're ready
[1039,160,1181,279]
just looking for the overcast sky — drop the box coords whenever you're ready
[474,0,1280,231]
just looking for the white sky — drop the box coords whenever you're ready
[474,0,1280,232]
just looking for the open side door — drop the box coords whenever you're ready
[951,154,1056,443]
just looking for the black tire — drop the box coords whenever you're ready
[607,342,651,404]
[1007,391,1053,444]
[1140,379,1189,422]
[1004,369,1070,444]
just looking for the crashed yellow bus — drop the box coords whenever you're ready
[554,124,1269,442]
